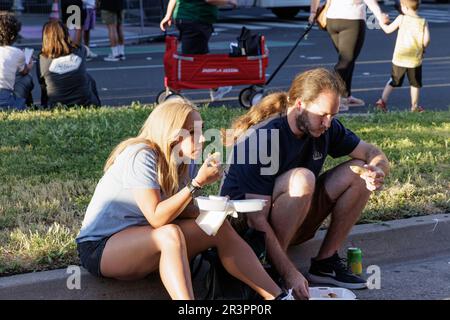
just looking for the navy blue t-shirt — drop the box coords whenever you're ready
[220,113,360,200]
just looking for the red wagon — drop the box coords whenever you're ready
[156,36,269,108]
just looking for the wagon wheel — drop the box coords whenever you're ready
[165,93,184,101]
[239,87,254,109]
[155,89,173,104]
[250,90,265,106]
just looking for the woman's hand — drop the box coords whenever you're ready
[160,15,172,31]
[194,154,223,187]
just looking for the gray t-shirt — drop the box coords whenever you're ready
[76,143,196,243]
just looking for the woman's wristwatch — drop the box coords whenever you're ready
[187,179,202,196]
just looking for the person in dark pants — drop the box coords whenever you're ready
[160,0,237,101]
[309,0,389,110]
[37,20,100,107]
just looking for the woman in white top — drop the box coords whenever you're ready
[0,12,34,110]
[309,0,388,108]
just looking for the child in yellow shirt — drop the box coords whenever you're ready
[376,0,430,112]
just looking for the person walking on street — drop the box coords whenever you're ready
[375,0,430,113]
[100,0,125,62]
[309,0,389,110]
[160,0,237,101]
[82,0,98,61]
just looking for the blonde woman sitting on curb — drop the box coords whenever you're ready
[76,98,292,300]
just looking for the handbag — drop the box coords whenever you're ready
[234,27,262,56]
[316,0,331,30]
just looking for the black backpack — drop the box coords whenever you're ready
[191,228,281,300]
[235,27,262,56]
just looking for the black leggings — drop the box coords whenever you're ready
[326,19,366,97]
[175,19,213,55]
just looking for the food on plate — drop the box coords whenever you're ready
[349,165,370,175]
[321,292,338,299]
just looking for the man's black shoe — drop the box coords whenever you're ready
[307,252,367,289]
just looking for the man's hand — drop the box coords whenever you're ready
[285,271,310,300]
[360,165,385,191]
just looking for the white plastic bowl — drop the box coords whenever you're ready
[230,199,268,213]
[195,196,228,212]
[309,287,357,300]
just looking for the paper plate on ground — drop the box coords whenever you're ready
[309,287,357,300]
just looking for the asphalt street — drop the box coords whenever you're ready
[359,253,450,300]
[330,252,450,300]
[28,2,450,111]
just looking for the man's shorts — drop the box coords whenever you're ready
[388,64,422,88]
[230,171,337,245]
[101,10,124,25]
[83,8,96,31]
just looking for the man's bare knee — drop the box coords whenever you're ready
[289,168,315,197]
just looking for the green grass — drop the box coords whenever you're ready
[0,105,449,276]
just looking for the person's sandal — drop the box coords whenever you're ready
[375,98,387,112]
[411,106,425,113]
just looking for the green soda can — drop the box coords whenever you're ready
[347,247,363,275]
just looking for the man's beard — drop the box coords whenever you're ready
[295,111,313,136]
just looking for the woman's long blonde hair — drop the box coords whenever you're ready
[104,98,198,196]
[225,68,345,144]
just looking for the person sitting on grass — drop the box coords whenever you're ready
[37,20,101,108]
[75,98,293,300]
[0,12,34,110]
[220,68,390,299]
[375,0,430,113]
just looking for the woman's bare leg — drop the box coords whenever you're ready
[175,219,282,300]
[100,224,194,299]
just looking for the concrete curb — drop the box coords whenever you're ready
[1,213,449,300]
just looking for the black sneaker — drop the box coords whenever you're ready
[307,252,367,290]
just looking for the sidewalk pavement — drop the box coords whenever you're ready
[16,13,166,48]
[1,213,449,300]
